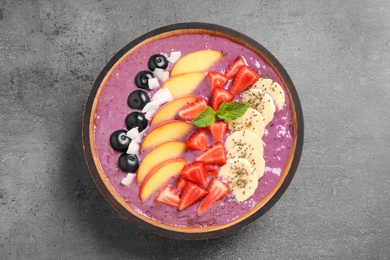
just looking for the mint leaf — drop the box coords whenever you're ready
[216,101,250,121]
[192,107,217,127]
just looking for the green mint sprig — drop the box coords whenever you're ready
[192,101,250,127]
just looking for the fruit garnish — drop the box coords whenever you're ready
[179,181,208,211]
[127,90,150,110]
[161,72,206,97]
[206,121,229,143]
[118,153,139,173]
[186,128,208,151]
[207,71,229,89]
[230,65,260,95]
[196,142,226,165]
[135,71,155,90]
[225,56,246,78]
[179,161,207,187]
[155,186,180,207]
[176,176,187,192]
[110,130,131,152]
[205,165,219,177]
[197,178,230,215]
[148,54,168,71]
[125,112,148,132]
[210,87,234,111]
[178,97,208,121]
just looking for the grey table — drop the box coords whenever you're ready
[1,0,389,259]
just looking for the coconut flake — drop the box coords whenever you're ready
[147,77,160,89]
[167,51,182,64]
[126,127,140,140]
[145,109,157,120]
[121,173,136,185]
[134,129,146,144]
[142,101,160,114]
[153,68,169,82]
[126,140,140,155]
[151,88,173,105]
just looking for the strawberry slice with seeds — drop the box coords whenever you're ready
[209,87,234,111]
[155,186,180,207]
[176,176,187,192]
[205,164,219,177]
[206,121,229,142]
[186,128,208,151]
[178,97,208,121]
[179,161,207,187]
[207,71,229,88]
[225,56,246,78]
[196,142,226,165]
[230,65,260,95]
[198,178,230,215]
[179,181,208,211]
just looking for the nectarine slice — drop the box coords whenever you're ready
[170,50,223,77]
[161,73,205,97]
[140,120,193,150]
[150,96,197,126]
[137,141,187,184]
[139,158,186,202]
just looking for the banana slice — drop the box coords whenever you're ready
[226,145,265,179]
[227,108,266,138]
[241,88,276,125]
[219,158,258,202]
[225,130,263,155]
[252,78,285,111]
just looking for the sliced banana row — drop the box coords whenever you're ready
[227,108,265,138]
[252,78,286,111]
[241,88,276,126]
[225,131,264,155]
[219,158,258,202]
[226,145,265,180]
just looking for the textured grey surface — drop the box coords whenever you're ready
[1,0,390,259]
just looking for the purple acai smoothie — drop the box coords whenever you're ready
[93,34,293,227]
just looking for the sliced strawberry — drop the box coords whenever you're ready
[186,128,208,151]
[179,181,208,211]
[198,178,230,215]
[178,97,208,121]
[155,186,180,207]
[207,71,229,88]
[176,176,187,192]
[179,161,207,187]
[205,164,219,177]
[196,142,226,165]
[230,65,260,95]
[206,121,229,142]
[225,56,246,78]
[209,87,234,111]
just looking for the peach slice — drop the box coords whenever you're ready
[150,96,197,126]
[137,141,187,184]
[139,158,186,202]
[140,120,193,150]
[161,72,205,97]
[170,50,223,77]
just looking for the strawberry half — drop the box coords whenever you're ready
[225,56,246,78]
[179,161,207,187]
[206,121,229,143]
[198,178,230,215]
[209,87,234,111]
[178,97,208,121]
[198,178,230,216]
[196,142,226,165]
[230,65,260,95]
[155,186,180,207]
[186,128,208,151]
[205,164,219,177]
[207,71,229,89]
[179,181,208,211]
[176,176,187,192]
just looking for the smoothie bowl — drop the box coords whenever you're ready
[82,23,303,239]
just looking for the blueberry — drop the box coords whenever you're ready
[128,90,150,110]
[125,112,148,132]
[135,71,154,90]
[148,54,168,71]
[118,153,139,173]
[110,130,131,152]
